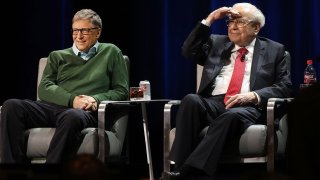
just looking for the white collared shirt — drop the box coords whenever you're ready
[212,39,256,96]
[72,42,99,61]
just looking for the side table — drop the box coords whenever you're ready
[99,99,171,180]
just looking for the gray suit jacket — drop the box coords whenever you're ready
[182,22,292,108]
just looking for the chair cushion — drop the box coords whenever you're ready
[24,127,121,159]
[200,125,267,156]
[77,128,123,156]
[276,114,288,155]
[76,128,98,155]
[239,125,267,156]
[169,128,176,151]
[169,124,267,157]
[25,128,55,158]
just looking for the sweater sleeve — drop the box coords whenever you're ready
[38,51,75,107]
[92,51,129,104]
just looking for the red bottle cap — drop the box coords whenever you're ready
[307,60,313,65]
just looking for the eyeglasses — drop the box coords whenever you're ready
[226,19,253,28]
[71,27,99,35]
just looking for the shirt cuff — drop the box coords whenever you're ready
[201,19,210,27]
[253,92,261,105]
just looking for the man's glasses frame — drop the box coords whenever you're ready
[226,19,254,28]
[71,27,99,35]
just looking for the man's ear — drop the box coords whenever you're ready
[96,28,102,38]
[254,24,261,35]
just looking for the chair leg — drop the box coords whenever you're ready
[163,103,173,173]
[97,102,108,163]
[162,101,181,179]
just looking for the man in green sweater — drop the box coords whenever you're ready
[0,9,129,163]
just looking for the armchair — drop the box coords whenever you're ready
[162,51,292,178]
[0,55,130,164]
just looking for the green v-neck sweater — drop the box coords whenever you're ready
[38,43,129,107]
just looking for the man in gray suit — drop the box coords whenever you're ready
[167,2,292,179]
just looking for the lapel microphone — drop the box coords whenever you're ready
[241,54,246,62]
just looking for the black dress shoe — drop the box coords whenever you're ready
[165,164,203,180]
[164,170,185,180]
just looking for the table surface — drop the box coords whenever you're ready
[101,99,171,104]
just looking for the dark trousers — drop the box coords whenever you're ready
[169,94,263,176]
[0,99,97,163]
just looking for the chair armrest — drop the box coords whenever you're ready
[97,101,130,162]
[267,98,293,125]
[163,100,181,172]
[0,106,2,128]
[97,102,108,162]
[266,97,293,171]
[0,106,2,127]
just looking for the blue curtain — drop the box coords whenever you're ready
[1,0,318,177]
[4,0,318,103]
[157,0,320,98]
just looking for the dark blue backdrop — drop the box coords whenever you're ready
[2,0,319,103]
[1,0,319,178]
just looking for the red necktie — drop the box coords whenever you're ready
[224,47,248,104]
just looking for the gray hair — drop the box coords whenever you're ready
[72,9,102,28]
[233,3,265,28]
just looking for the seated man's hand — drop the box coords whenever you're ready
[73,95,97,112]
[225,92,257,109]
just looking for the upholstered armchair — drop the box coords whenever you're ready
[0,56,130,164]
[162,51,293,179]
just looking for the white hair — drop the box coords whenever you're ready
[233,3,265,27]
